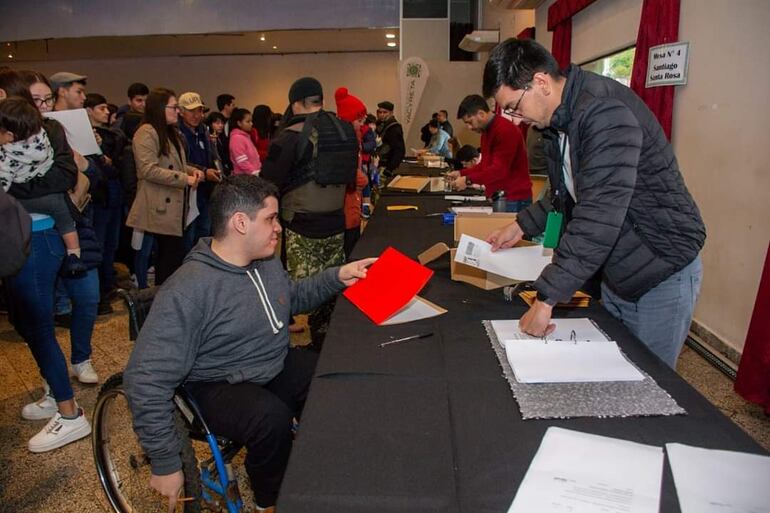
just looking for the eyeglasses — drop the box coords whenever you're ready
[502,86,529,118]
[33,96,54,108]
[165,104,180,111]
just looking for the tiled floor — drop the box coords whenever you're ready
[0,299,767,513]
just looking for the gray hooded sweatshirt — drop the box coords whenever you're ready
[123,237,344,475]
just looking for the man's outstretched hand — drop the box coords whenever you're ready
[338,258,377,286]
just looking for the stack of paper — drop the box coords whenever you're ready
[509,427,664,513]
[666,443,770,513]
[492,318,644,383]
[455,234,552,282]
[518,289,590,308]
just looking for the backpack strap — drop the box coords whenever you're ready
[295,111,320,163]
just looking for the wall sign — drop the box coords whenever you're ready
[646,42,689,87]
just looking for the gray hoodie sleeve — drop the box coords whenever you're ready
[290,267,345,315]
[123,289,203,475]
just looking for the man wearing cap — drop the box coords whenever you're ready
[375,100,405,177]
[178,92,222,250]
[49,72,87,111]
[261,77,358,349]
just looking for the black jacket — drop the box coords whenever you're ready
[517,66,705,302]
[376,116,405,173]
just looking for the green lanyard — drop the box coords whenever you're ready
[543,135,568,248]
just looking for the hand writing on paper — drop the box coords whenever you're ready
[338,258,377,286]
[519,300,555,338]
[150,470,183,513]
[487,221,524,252]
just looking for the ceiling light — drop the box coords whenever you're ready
[385,33,396,39]
[7,54,13,59]
[272,45,278,50]
[387,42,397,48]
[260,34,266,41]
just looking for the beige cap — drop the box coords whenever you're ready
[178,92,205,110]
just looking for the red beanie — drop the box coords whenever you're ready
[334,87,367,123]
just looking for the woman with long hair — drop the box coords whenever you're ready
[126,87,204,285]
[228,107,261,175]
[251,104,273,162]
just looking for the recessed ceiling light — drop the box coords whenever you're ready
[272,45,278,50]
[260,34,266,41]
[7,54,13,59]
[385,33,396,39]
[387,42,397,48]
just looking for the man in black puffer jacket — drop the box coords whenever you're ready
[483,39,705,369]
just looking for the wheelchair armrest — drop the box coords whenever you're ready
[117,287,159,341]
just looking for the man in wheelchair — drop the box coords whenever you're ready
[124,175,375,510]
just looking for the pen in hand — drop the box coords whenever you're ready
[380,332,434,348]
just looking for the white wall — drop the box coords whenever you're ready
[534,0,770,353]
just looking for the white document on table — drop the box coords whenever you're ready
[451,206,493,214]
[490,318,610,343]
[444,194,487,202]
[503,339,645,383]
[43,109,102,156]
[508,427,664,513]
[380,296,446,325]
[455,234,552,281]
[666,443,770,513]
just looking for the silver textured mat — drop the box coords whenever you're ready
[483,321,686,420]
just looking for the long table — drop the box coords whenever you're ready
[277,194,766,513]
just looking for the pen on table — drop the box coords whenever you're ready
[380,332,434,348]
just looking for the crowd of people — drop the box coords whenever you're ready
[0,36,706,511]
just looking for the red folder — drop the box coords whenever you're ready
[343,247,434,325]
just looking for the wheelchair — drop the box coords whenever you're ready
[92,287,245,513]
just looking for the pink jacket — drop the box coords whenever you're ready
[229,128,261,175]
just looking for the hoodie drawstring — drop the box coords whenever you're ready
[247,268,284,334]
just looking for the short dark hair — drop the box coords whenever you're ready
[483,38,563,98]
[0,96,44,141]
[217,94,235,112]
[365,113,376,125]
[205,111,226,127]
[439,109,449,117]
[127,82,149,99]
[84,93,108,109]
[210,175,278,238]
[230,108,251,131]
[457,94,490,119]
[428,119,440,129]
[456,144,480,163]
[107,103,118,115]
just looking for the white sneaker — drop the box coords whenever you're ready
[70,359,99,384]
[21,393,57,420]
[28,409,91,453]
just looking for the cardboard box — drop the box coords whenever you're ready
[387,175,447,193]
[418,213,526,290]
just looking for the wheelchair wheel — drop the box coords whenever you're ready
[92,373,202,513]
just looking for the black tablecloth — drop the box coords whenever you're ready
[277,194,766,513]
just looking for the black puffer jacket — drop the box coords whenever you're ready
[517,66,705,302]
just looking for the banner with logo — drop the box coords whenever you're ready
[400,56,429,141]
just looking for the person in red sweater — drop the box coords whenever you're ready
[334,87,369,259]
[449,94,532,212]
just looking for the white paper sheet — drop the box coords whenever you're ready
[444,195,487,202]
[450,206,493,214]
[666,443,770,513]
[503,340,645,383]
[455,234,552,281]
[185,188,199,228]
[43,109,102,156]
[380,296,446,325]
[490,318,610,343]
[509,427,664,513]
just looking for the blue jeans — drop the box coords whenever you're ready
[60,269,99,364]
[134,232,156,289]
[93,204,122,296]
[4,229,74,402]
[601,255,703,369]
[505,198,532,213]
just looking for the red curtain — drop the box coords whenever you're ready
[629,0,681,140]
[516,27,535,40]
[735,242,770,414]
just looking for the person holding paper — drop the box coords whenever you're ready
[126,87,205,285]
[124,174,374,512]
[449,94,532,212]
[483,39,706,368]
